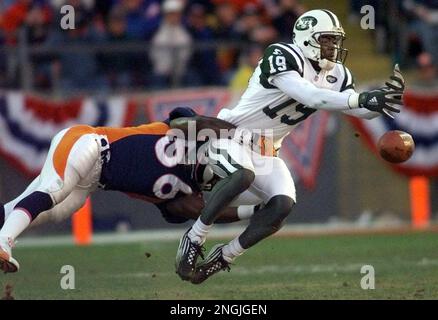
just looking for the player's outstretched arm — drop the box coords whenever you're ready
[157,194,242,224]
[271,64,404,118]
[354,64,405,119]
[271,71,356,110]
[343,64,406,119]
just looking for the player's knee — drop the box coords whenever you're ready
[236,168,255,190]
[269,195,294,213]
[15,191,54,221]
[268,195,295,226]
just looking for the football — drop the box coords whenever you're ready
[377,130,415,163]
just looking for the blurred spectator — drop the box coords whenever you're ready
[229,44,263,90]
[415,52,438,86]
[50,0,94,9]
[0,0,31,45]
[349,0,391,54]
[0,25,5,87]
[212,0,260,14]
[249,24,278,47]
[0,0,52,45]
[114,0,161,40]
[0,0,52,89]
[46,5,106,92]
[214,3,241,76]
[185,3,222,85]
[403,0,438,67]
[50,0,95,26]
[26,2,54,89]
[50,0,95,31]
[149,0,192,88]
[100,8,134,89]
[24,2,52,44]
[214,2,240,40]
[93,0,117,22]
[348,0,370,22]
[0,0,312,91]
[270,0,305,41]
[235,4,263,42]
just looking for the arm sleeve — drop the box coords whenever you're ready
[270,71,360,111]
[155,201,190,224]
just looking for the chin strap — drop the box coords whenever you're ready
[318,58,336,71]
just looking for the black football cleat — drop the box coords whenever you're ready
[191,244,230,284]
[175,228,205,281]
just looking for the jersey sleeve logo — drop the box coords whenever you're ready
[326,75,338,83]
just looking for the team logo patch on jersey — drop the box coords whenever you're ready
[326,75,338,83]
[295,16,318,31]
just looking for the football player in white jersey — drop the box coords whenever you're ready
[174,9,405,284]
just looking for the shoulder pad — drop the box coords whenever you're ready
[260,42,305,78]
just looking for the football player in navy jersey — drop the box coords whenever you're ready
[0,107,250,273]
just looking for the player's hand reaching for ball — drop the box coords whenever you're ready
[356,65,405,119]
[384,64,405,92]
[357,88,402,118]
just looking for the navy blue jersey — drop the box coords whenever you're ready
[96,121,200,204]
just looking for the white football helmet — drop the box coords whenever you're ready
[292,9,347,70]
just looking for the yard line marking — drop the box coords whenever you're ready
[17,223,438,248]
[106,258,438,279]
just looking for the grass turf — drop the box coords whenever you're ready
[1,230,438,300]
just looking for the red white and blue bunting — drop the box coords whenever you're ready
[145,89,231,120]
[0,91,136,177]
[350,90,438,177]
[0,88,334,190]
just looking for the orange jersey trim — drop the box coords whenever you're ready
[95,122,170,144]
[52,122,169,179]
[53,125,96,179]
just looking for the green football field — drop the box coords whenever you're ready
[1,230,438,300]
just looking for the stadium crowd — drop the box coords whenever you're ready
[0,0,307,91]
[0,0,436,92]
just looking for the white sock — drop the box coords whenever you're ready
[222,237,246,263]
[188,218,212,245]
[0,209,31,240]
[3,202,14,221]
[237,205,255,220]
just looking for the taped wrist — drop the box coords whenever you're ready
[348,92,360,109]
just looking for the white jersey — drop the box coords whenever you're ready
[218,42,354,148]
